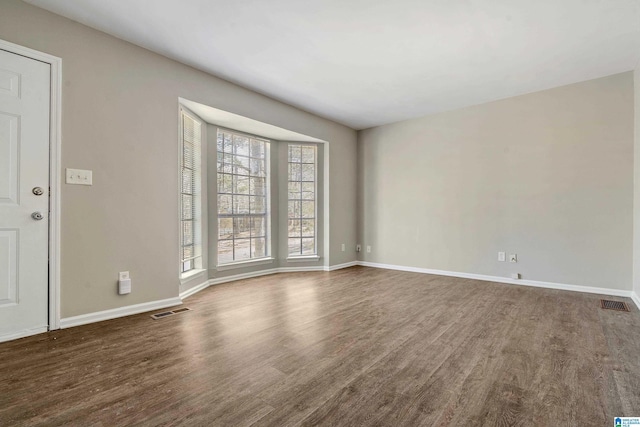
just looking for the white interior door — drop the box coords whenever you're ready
[0,49,50,341]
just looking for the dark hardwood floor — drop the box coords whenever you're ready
[1,266,639,426]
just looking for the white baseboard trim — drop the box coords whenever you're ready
[60,297,183,329]
[0,325,48,344]
[52,263,638,332]
[279,266,325,273]
[325,261,358,271]
[357,261,633,298]
[180,280,210,300]
[209,268,281,286]
[200,262,359,292]
[631,292,640,310]
[208,262,359,287]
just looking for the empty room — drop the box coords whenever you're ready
[1,0,639,425]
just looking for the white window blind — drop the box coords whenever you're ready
[287,144,316,256]
[180,111,202,274]
[217,129,270,265]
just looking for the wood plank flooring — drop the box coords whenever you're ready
[1,266,639,426]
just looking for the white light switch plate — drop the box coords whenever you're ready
[66,168,93,185]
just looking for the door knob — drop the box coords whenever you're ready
[32,187,44,196]
[31,212,44,221]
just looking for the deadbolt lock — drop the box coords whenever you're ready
[32,187,44,196]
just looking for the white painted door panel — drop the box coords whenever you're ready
[0,49,50,341]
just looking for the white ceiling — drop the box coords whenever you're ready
[26,0,640,130]
[180,98,326,143]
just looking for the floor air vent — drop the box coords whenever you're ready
[150,307,191,320]
[600,299,629,312]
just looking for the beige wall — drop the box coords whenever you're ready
[634,68,640,298]
[358,72,634,290]
[0,0,357,318]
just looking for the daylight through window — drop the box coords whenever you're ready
[217,130,270,264]
[288,144,317,256]
[180,110,202,274]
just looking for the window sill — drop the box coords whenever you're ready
[180,268,207,285]
[216,257,275,271]
[286,255,320,262]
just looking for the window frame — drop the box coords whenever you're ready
[215,127,272,267]
[178,106,205,279]
[287,143,318,259]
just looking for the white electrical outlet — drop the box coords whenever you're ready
[511,273,521,279]
[66,168,93,185]
[118,271,131,295]
[366,245,371,253]
[498,252,506,262]
[509,254,517,263]
[341,243,346,252]
[118,279,131,295]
